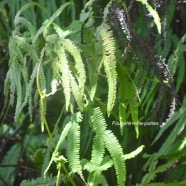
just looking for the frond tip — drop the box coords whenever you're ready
[136,0,161,33]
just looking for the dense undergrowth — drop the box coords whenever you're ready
[0,0,186,185]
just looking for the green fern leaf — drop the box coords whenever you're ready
[67,112,83,179]
[44,118,73,177]
[99,24,117,116]
[123,145,145,160]
[90,107,106,165]
[49,37,72,111]
[62,38,86,97]
[136,0,161,33]
[69,73,84,111]
[103,130,126,186]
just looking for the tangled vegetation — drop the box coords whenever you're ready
[0,0,186,185]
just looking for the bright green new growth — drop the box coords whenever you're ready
[99,24,117,116]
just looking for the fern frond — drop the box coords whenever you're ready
[67,114,83,179]
[69,73,84,111]
[99,24,117,116]
[20,64,38,114]
[90,107,107,165]
[123,145,145,160]
[49,37,72,111]
[14,17,36,38]
[103,130,126,186]
[0,143,21,185]
[62,38,86,97]
[136,0,161,33]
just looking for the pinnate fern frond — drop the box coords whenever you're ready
[98,24,117,116]
[90,107,106,165]
[67,112,84,179]
[90,107,126,186]
[103,130,126,186]
[62,38,86,96]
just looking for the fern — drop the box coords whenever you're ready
[0,143,21,185]
[103,130,126,186]
[90,107,106,165]
[62,38,86,98]
[136,0,161,33]
[67,114,83,178]
[123,145,145,160]
[98,24,117,116]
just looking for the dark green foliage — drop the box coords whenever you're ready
[1,0,186,185]
[0,143,21,185]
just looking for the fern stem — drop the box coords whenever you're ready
[36,54,56,148]
[61,164,76,186]
[56,164,61,186]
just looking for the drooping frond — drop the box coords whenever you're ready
[62,38,86,97]
[98,24,117,116]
